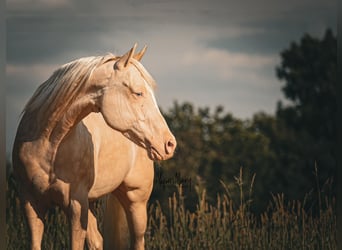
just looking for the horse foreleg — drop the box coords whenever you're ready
[68,193,88,250]
[103,193,130,250]
[86,203,103,250]
[115,190,148,250]
[23,199,46,250]
[125,201,148,250]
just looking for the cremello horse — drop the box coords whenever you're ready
[12,44,176,250]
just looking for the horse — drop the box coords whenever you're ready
[12,44,176,250]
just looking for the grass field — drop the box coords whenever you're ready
[6,168,336,249]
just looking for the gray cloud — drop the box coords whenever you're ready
[7,16,122,64]
[7,0,336,62]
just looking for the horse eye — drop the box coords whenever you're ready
[135,92,143,97]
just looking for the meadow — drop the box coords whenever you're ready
[6,168,336,250]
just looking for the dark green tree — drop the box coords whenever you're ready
[276,29,337,182]
[277,29,336,135]
[152,102,277,213]
[250,29,337,205]
[151,30,337,214]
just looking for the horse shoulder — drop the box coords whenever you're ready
[84,113,137,199]
[54,120,96,187]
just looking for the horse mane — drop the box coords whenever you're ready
[21,53,157,136]
[22,54,117,128]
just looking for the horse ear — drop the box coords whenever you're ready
[114,43,137,70]
[134,45,147,61]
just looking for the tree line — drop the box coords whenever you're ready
[150,29,336,214]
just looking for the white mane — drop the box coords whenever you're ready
[21,53,158,137]
[23,54,116,125]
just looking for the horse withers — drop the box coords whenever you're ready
[12,44,176,250]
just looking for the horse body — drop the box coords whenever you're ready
[55,113,137,199]
[55,112,154,200]
[12,44,175,250]
[55,112,155,249]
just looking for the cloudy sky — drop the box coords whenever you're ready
[6,0,336,152]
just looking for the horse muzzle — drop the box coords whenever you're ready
[149,136,176,161]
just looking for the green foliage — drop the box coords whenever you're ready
[151,29,337,213]
[276,29,336,136]
[275,29,336,184]
[154,102,277,213]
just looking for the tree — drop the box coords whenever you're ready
[276,29,337,182]
[151,29,337,214]
[152,102,277,213]
[277,29,336,139]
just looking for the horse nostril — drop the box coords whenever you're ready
[166,139,176,154]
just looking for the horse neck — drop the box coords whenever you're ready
[48,93,100,149]
[15,93,98,175]
[14,87,103,185]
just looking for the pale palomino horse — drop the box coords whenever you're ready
[12,44,176,250]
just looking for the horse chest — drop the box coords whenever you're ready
[85,116,137,199]
[88,152,134,199]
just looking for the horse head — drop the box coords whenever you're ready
[93,44,176,161]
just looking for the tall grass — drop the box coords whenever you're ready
[146,168,336,249]
[6,168,336,249]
